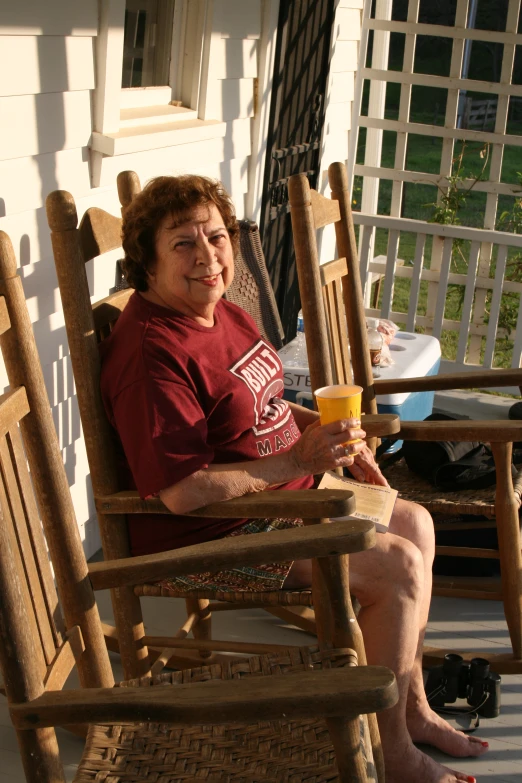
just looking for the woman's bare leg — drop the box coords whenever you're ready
[389,500,488,758]
[349,529,478,782]
[286,531,477,783]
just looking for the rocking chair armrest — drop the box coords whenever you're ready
[373,368,522,396]
[95,488,356,519]
[396,419,522,443]
[360,414,400,437]
[10,666,398,730]
[87,517,374,591]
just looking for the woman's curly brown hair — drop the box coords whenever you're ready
[121,175,239,291]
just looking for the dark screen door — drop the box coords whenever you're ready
[260,0,334,341]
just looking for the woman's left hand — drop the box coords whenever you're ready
[347,443,389,486]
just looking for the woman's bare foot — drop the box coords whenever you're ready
[407,705,488,758]
[385,742,476,783]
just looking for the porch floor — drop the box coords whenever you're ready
[0,589,521,782]
[434,389,516,421]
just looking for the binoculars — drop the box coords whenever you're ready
[425,653,501,719]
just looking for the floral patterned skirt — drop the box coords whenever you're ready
[156,517,304,594]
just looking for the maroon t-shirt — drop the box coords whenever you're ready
[100,293,313,555]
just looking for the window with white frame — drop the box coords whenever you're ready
[121,0,175,88]
[91,0,221,162]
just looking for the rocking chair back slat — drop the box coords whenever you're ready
[0,437,48,681]
[318,258,353,387]
[0,431,57,666]
[0,371,68,677]
[79,208,123,262]
[0,495,66,783]
[8,424,66,646]
[323,280,350,386]
[319,257,349,286]
[92,288,134,336]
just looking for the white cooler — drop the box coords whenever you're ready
[279,331,441,425]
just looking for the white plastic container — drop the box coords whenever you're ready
[278,337,311,401]
[375,332,441,410]
[279,331,441,417]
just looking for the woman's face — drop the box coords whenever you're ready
[145,202,234,323]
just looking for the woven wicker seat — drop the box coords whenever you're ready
[77,648,368,783]
[382,459,498,516]
[288,162,522,674]
[135,583,314,605]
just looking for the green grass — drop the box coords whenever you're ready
[353,65,522,372]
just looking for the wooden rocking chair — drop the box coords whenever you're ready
[288,162,522,674]
[0,228,398,783]
[45,172,398,751]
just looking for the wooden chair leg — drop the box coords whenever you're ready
[109,584,151,679]
[316,551,385,783]
[265,605,317,635]
[491,442,522,660]
[17,728,65,783]
[312,558,371,782]
[185,597,213,660]
[309,517,386,783]
[425,445,522,674]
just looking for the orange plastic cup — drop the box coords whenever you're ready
[314,384,363,444]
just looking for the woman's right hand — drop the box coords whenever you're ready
[290,418,366,476]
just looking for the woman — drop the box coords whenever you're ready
[101,175,485,783]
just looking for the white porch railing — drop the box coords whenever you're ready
[348,0,522,396]
[353,211,522,383]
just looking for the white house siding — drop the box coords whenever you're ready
[318,0,363,262]
[0,0,364,556]
[0,0,263,556]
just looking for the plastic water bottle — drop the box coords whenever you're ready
[294,310,308,364]
[284,311,308,367]
[367,317,383,369]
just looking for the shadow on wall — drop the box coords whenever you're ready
[34,34,79,482]
[0,26,81,481]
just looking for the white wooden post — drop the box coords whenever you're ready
[389,0,420,220]
[93,0,126,136]
[91,0,126,186]
[246,0,280,224]
[467,0,519,363]
[359,0,392,306]
[425,0,468,335]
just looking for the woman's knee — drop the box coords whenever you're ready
[390,498,435,562]
[352,535,424,606]
[388,536,425,601]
